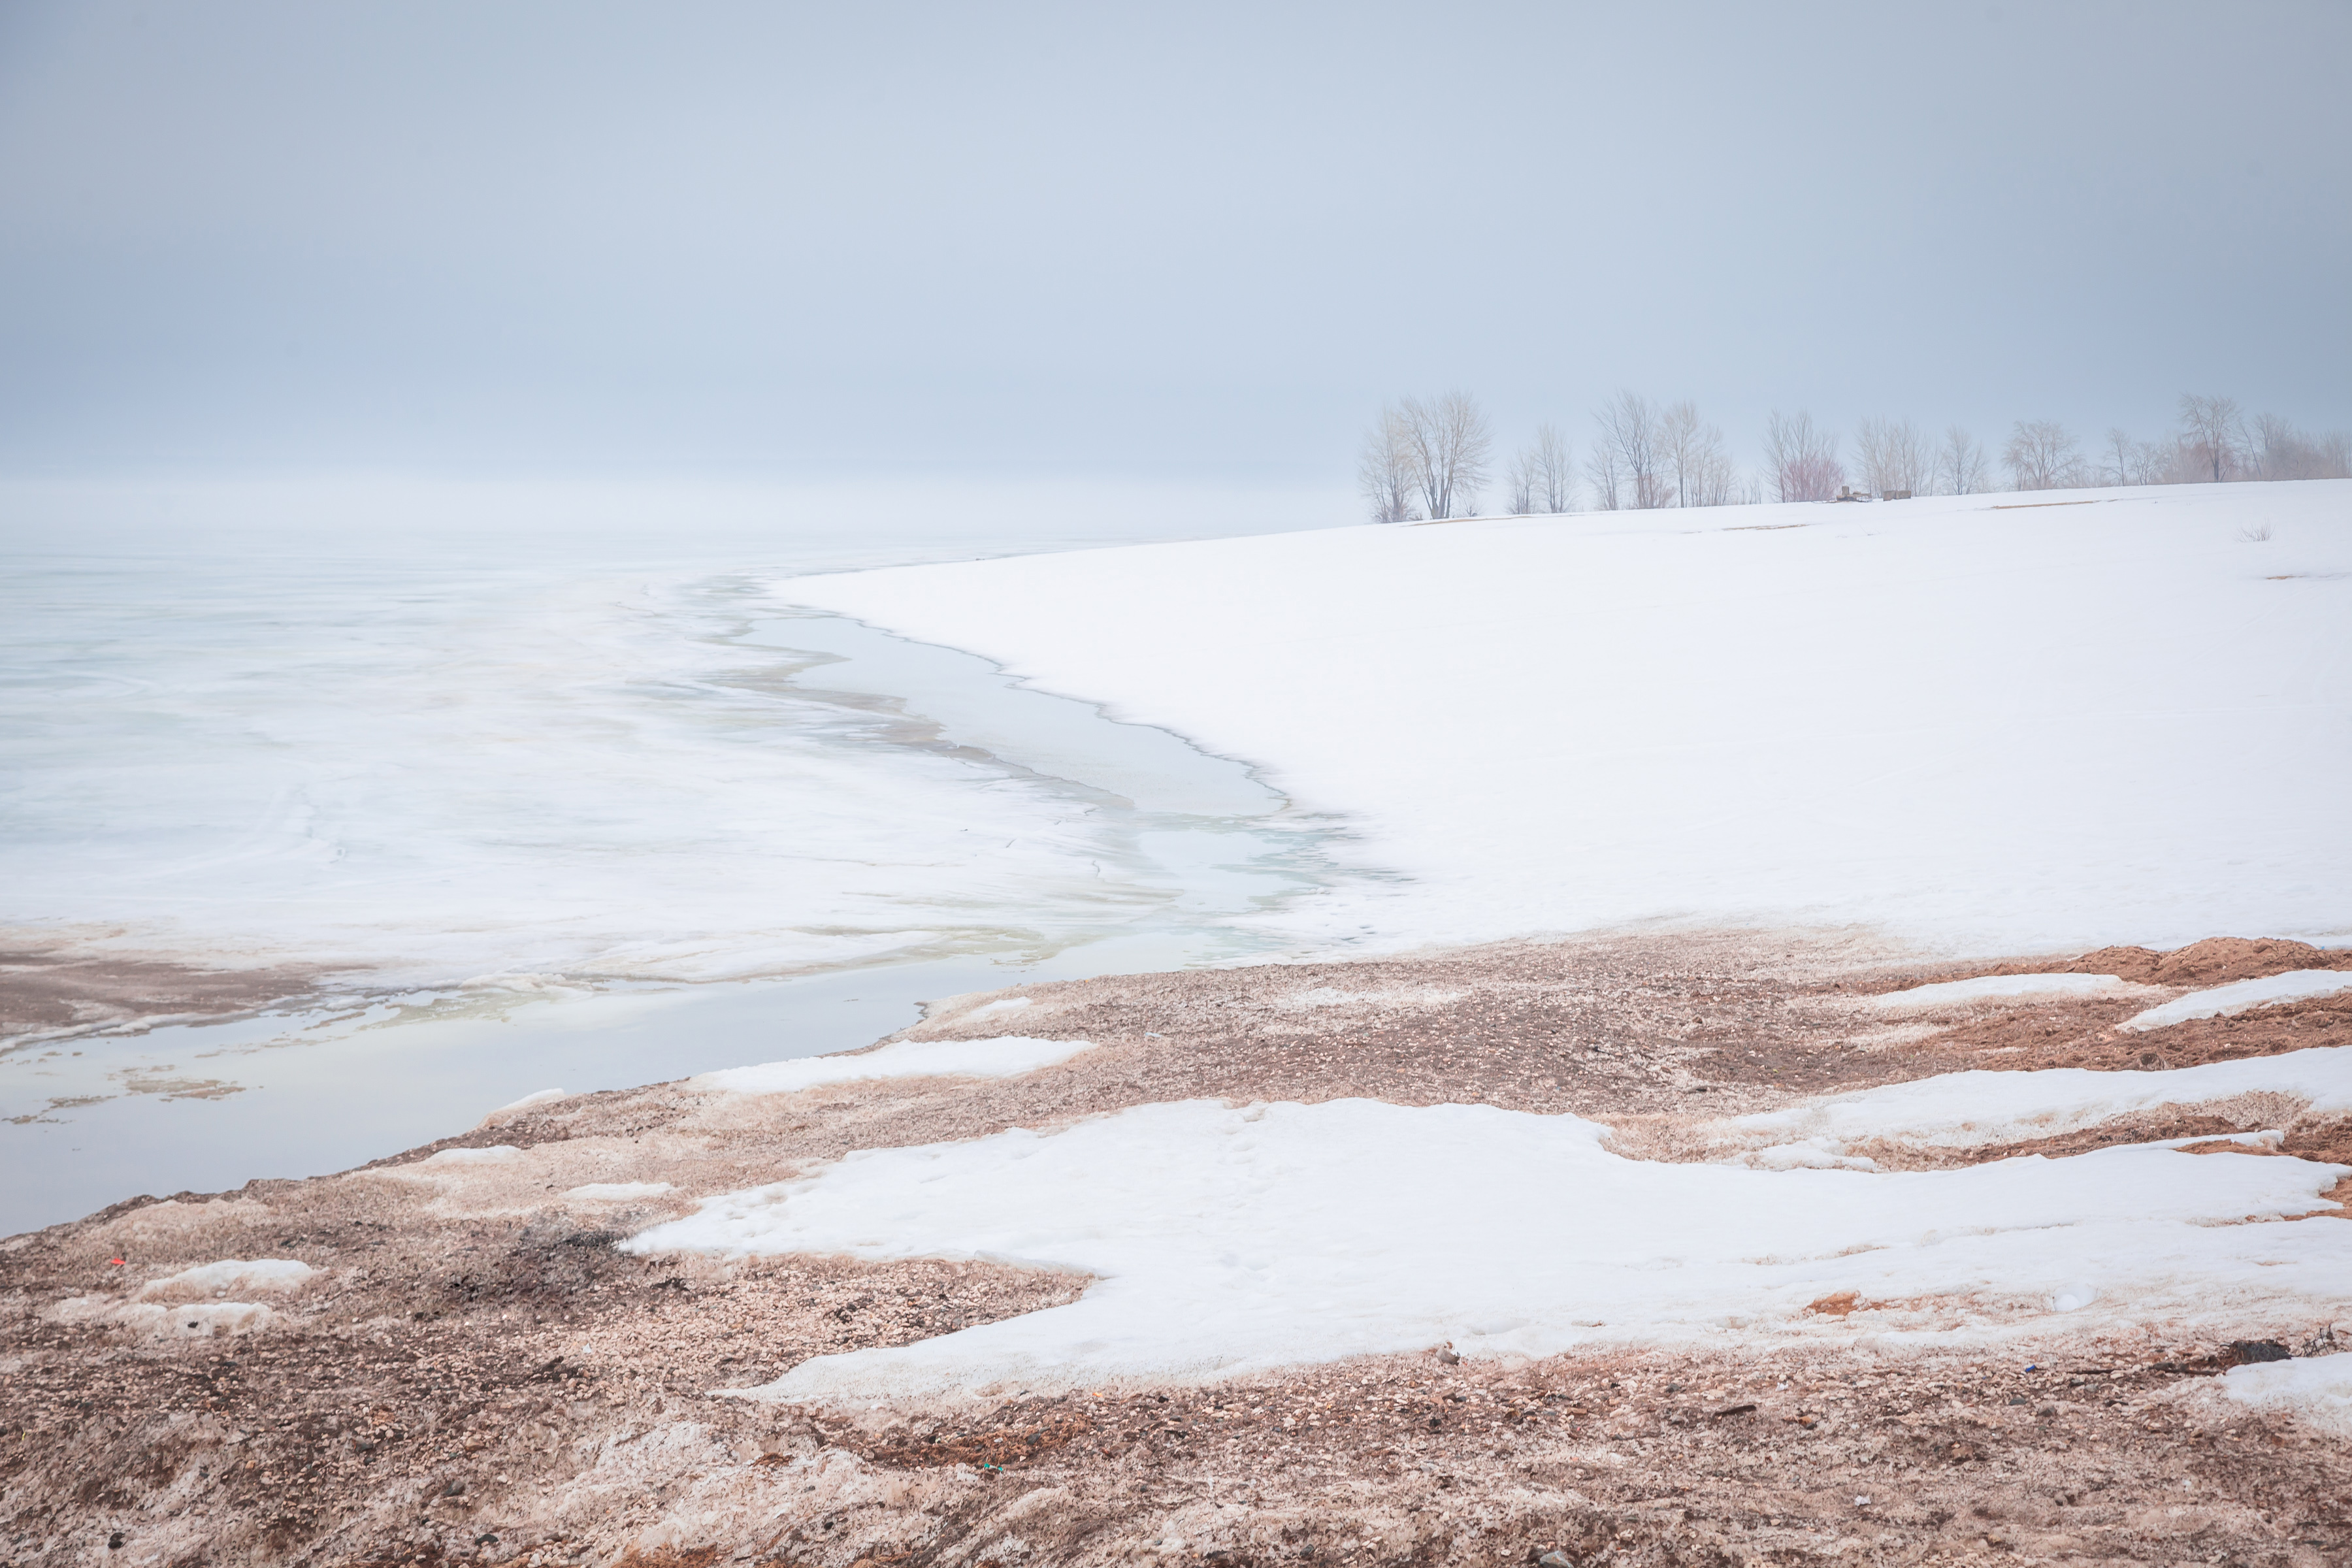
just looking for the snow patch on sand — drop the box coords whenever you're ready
[2216,1355,2352,1437]
[424,1145,523,1165]
[628,1088,2351,1400]
[480,1088,568,1126]
[137,1259,314,1301]
[566,1182,675,1201]
[693,1036,1097,1096]
[1869,974,2134,1010]
[1733,1046,2352,1153]
[2121,970,2352,1032]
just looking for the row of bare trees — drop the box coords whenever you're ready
[2003,399,2351,491]
[1359,391,2349,519]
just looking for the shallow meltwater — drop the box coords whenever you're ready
[1,547,1350,1234]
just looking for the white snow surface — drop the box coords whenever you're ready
[779,482,2352,955]
[691,1036,1097,1096]
[631,1066,2352,1399]
[2121,970,2352,1032]
[1733,1046,2352,1152]
[424,1145,523,1165]
[136,1259,315,1301]
[2217,1355,2352,1437]
[1869,973,2133,1009]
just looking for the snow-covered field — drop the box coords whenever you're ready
[782,481,2352,957]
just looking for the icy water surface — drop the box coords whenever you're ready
[1,493,1346,1232]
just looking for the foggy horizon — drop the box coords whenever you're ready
[3,0,2347,489]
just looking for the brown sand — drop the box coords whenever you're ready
[3,931,2347,1567]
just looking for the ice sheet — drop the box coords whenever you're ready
[1,508,1333,1019]
[2121,970,2352,1032]
[780,481,2352,956]
[692,1036,1098,1095]
[627,1094,2351,1399]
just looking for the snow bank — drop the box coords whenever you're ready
[424,1145,523,1165]
[566,1182,674,1201]
[137,1258,314,1301]
[1869,974,2133,1010]
[2121,970,2352,1032]
[779,482,2352,955]
[628,1095,2351,1399]
[1734,1045,2352,1153]
[691,1036,1097,1096]
[487,1087,568,1116]
[2218,1356,2352,1437]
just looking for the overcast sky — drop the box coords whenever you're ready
[1,0,2345,484]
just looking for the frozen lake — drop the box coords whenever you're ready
[0,479,1353,1233]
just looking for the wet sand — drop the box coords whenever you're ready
[0,945,323,1049]
[3,931,2348,1566]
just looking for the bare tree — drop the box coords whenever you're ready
[1935,425,1987,495]
[1584,436,1624,510]
[1658,402,1699,508]
[2177,394,2245,483]
[1854,416,1930,496]
[1357,405,1422,523]
[2323,431,2352,480]
[1505,446,1539,514]
[1529,423,1575,512]
[1763,410,1844,502]
[1689,425,1740,506]
[2246,412,2352,482]
[1595,391,1673,508]
[2126,437,2176,487]
[1396,392,1493,520]
[2002,418,2083,491]
[2101,428,2136,486]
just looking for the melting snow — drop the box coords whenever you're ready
[566,1182,675,1201]
[424,1145,523,1165]
[630,1056,2352,1399]
[692,1036,1096,1095]
[1733,1047,2352,1152]
[1869,974,2134,1009]
[2217,1354,2352,1437]
[137,1259,315,1300]
[2121,970,2352,1032]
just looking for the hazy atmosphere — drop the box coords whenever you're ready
[3,0,2346,484]
[6,8,2351,1566]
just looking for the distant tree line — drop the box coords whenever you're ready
[1358,391,2351,521]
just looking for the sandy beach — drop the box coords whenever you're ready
[5,930,2347,1565]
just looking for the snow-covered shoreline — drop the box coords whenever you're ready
[779,481,2352,960]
